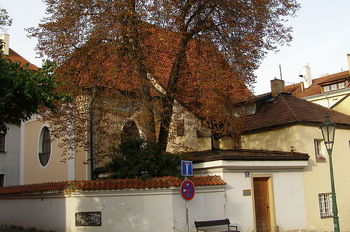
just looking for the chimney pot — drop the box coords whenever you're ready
[300,65,312,89]
[271,79,285,97]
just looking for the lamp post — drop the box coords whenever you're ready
[320,115,340,232]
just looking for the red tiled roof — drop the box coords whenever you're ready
[59,26,250,119]
[242,93,350,133]
[189,149,309,162]
[285,70,350,98]
[7,48,39,71]
[0,176,225,195]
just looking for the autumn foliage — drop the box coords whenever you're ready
[28,0,299,164]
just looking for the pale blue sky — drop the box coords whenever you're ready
[1,0,350,94]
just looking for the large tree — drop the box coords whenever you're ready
[29,0,299,151]
[147,0,299,148]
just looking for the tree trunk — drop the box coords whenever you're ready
[124,0,156,142]
[158,36,191,150]
[88,86,98,180]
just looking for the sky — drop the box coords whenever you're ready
[1,0,350,94]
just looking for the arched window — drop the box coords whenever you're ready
[121,121,140,142]
[39,126,51,166]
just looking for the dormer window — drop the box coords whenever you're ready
[338,82,345,89]
[245,103,256,115]
[323,85,330,92]
[322,81,346,93]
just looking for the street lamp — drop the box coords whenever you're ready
[320,115,340,232]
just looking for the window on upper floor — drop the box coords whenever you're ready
[0,133,5,152]
[322,81,346,93]
[338,82,345,89]
[244,103,256,115]
[0,174,4,187]
[319,193,333,218]
[314,139,326,162]
[323,85,330,92]
[38,126,51,167]
[330,84,337,91]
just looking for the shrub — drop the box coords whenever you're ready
[108,138,182,179]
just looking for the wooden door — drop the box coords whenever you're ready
[253,177,271,232]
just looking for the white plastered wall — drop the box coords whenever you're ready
[0,124,21,186]
[0,186,225,232]
[195,163,308,232]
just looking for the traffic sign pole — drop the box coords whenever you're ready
[180,178,195,232]
[181,161,195,232]
[185,177,189,232]
[185,200,189,232]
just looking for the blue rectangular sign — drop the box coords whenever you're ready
[181,160,193,176]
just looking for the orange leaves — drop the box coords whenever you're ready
[31,0,299,151]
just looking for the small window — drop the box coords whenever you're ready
[338,82,345,89]
[330,84,337,91]
[0,133,5,152]
[323,85,330,92]
[319,193,333,218]
[0,174,4,187]
[245,103,256,115]
[176,119,185,136]
[314,139,326,162]
[39,127,51,167]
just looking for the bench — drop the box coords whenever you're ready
[194,218,239,232]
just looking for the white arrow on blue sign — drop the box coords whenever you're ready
[181,160,193,176]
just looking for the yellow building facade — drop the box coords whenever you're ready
[242,124,350,231]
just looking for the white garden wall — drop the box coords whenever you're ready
[0,186,225,232]
[0,196,66,231]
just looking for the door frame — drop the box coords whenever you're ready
[251,174,276,232]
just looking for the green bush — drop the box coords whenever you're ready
[108,138,182,179]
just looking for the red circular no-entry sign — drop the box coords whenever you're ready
[180,179,196,201]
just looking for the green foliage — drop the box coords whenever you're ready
[108,138,182,179]
[0,57,68,132]
[0,8,12,29]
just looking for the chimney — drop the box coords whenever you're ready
[271,78,285,97]
[300,65,312,89]
[0,34,9,55]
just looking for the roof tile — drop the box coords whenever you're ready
[0,176,225,195]
[285,70,350,98]
[190,149,309,162]
[242,93,350,133]
[8,48,39,71]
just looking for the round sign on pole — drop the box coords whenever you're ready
[180,179,196,201]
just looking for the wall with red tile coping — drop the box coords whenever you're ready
[0,176,226,232]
